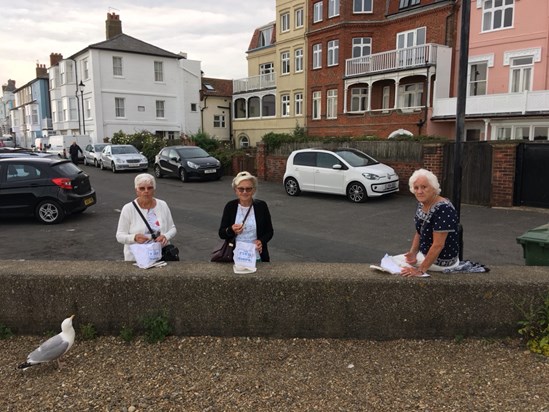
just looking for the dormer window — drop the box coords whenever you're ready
[259,27,273,47]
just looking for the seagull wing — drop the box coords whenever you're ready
[27,334,69,364]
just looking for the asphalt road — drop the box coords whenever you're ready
[1,164,548,266]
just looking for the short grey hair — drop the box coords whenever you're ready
[408,168,441,195]
[232,171,258,189]
[134,173,156,189]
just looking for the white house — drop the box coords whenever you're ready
[48,13,201,143]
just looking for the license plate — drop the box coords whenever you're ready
[205,169,216,174]
[84,197,95,206]
[386,182,397,190]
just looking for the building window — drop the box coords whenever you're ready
[327,89,338,119]
[57,101,63,122]
[482,0,513,32]
[312,44,322,69]
[399,0,420,9]
[397,27,426,66]
[69,97,77,121]
[382,86,391,112]
[352,37,372,58]
[469,62,487,96]
[281,51,290,75]
[248,97,260,118]
[113,56,123,77]
[313,2,323,23]
[260,62,275,82]
[281,12,290,32]
[258,27,273,47]
[263,94,276,116]
[154,61,164,82]
[350,87,368,112]
[156,100,165,118]
[115,97,125,117]
[295,48,304,72]
[31,106,39,124]
[59,64,66,85]
[281,94,291,117]
[398,83,423,108]
[328,0,340,17]
[295,8,304,28]
[510,56,533,93]
[83,60,89,80]
[353,0,373,13]
[295,92,303,115]
[239,135,250,148]
[191,103,198,112]
[85,99,91,119]
[327,40,339,66]
[214,114,226,128]
[312,91,321,120]
[234,98,246,118]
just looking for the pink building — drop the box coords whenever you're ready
[432,0,549,141]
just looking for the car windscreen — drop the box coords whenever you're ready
[335,149,379,167]
[112,146,138,155]
[177,147,209,158]
[94,144,107,151]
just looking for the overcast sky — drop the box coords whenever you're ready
[0,0,276,88]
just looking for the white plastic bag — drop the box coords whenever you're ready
[233,241,257,270]
[130,242,162,269]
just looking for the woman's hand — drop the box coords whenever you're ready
[232,223,244,235]
[401,267,425,277]
[134,233,150,244]
[404,251,418,265]
[255,240,263,254]
[154,234,168,247]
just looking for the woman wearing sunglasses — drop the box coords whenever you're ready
[116,173,177,261]
[218,171,274,262]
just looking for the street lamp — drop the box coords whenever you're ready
[79,81,86,135]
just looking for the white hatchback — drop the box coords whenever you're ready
[283,148,399,203]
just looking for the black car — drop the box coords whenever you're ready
[153,146,222,182]
[0,157,96,224]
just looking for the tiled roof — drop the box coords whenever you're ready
[202,77,233,97]
[84,33,182,59]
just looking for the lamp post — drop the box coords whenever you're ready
[79,81,86,135]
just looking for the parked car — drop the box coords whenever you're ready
[0,157,96,224]
[0,147,56,159]
[99,144,148,173]
[83,143,108,167]
[0,135,15,148]
[153,146,222,182]
[283,148,399,203]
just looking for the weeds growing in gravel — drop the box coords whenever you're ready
[119,325,135,343]
[142,311,171,343]
[79,323,98,340]
[518,292,549,357]
[0,324,13,339]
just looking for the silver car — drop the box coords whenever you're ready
[99,144,148,173]
[83,143,108,167]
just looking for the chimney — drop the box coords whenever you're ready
[106,12,122,39]
[36,63,48,78]
[49,53,63,67]
[5,79,16,92]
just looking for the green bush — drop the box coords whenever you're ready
[518,292,549,357]
[0,324,13,339]
[190,130,221,153]
[79,323,97,340]
[142,311,171,344]
[119,325,135,344]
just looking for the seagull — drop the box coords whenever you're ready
[18,315,75,370]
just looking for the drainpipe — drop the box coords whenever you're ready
[417,59,430,135]
[68,57,81,134]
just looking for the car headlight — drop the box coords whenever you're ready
[114,157,126,164]
[187,161,199,169]
[362,173,381,180]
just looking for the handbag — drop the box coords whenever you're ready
[132,201,180,262]
[211,204,253,263]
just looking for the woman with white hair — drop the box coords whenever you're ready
[218,171,274,262]
[397,168,460,276]
[116,173,177,261]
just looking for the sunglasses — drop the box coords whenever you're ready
[236,187,254,193]
[137,186,154,191]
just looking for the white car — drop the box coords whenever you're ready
[99,144,148,173]
[83,143,108,167]
[283,148,399,203]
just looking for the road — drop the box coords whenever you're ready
[1,164,548,266]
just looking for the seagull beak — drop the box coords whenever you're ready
[70,315,75,319]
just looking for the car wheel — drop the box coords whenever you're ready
[179,168,188,183]
[112,163,117,173]
[100,161,105,170]
[284,177,301,196]
[94,159,98,167]
[36,200,65,224]
[83,157,88,166]
[154,164,163,178]
[347,182,367,203]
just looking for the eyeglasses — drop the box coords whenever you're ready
[137,186,154,191]
[236,187,254,193]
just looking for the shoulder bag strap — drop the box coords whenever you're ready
[241,203,253,226]
[132,201,157,239]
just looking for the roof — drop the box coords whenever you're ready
[75,33,182,59]
[201,77,233,97]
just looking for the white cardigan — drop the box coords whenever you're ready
[116,198,177,261]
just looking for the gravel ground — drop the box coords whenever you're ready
[2,336,548,411]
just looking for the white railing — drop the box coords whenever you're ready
[433,90,549,117]
[233,73,276,93]
[346,44,438,77]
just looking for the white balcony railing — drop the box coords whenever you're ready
[433,90,549,118]
[345,44,439,77]
[233,73,276,94]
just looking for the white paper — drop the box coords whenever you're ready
[370,254,430,277]
[233,241,257,269]
[130,242,162,269]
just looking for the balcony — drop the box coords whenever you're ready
[432,90,549,118]
[233,73,276,94]
[345,44,441,77]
